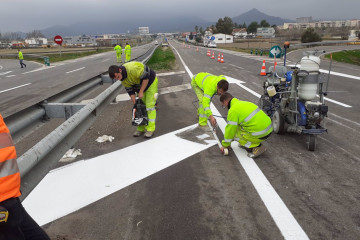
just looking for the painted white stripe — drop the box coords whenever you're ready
[5,75,16,78]
[172,44,309,240]
[101,58,110,63]
[323,96,352,108]
[66,67,85,74]
[156,71,185,76]
[328,112,360,127]
[0,83,31,93]
[236,83,262,98]
[222,75,246,84]
[0,71,12,76]
[23,124,217,226]
[288,65,360,81]
[229,64,244,69]
[22,66,56,74]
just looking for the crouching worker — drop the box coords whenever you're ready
[220,93,272,158]
[109,62,158,138]
[191,72,229,128]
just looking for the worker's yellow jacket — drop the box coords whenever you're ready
[18,51,24,60]
[114,45,122,53]
[192,72,227,117]
[121,62,155,96]
[125,44,131,54]
[222,98,273,148]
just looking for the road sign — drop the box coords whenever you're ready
[210,36,215,41]
[269,45,282,58]
[54,35,63,45]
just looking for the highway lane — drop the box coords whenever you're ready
[0,43,154,117]
[20,41,360,239]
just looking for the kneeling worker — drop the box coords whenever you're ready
[191,72,229,127]
[109,62,158,138]
[220,92,272,158]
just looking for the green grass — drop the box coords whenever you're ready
[325,50,360,66]
[146,47,176,71]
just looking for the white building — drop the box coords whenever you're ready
[25,38,48,46]
[256,28,275,38]
[212,34,233,44]
[63,35,97,46]
[139,27,149,35]
[283,19,360,30]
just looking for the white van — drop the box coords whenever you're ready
[208,41,216,48]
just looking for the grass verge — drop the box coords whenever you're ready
[325,50,360,66]
[146,47,176,71]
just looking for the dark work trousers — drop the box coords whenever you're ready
[19,60,26,68]
[0,197,50,240]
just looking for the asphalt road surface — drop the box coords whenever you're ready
[4,40,360,239]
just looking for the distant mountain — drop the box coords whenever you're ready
[41,16,211,37]
[232,8,294,26]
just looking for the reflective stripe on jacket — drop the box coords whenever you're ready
[0,114,21,202]
[222,98,273,147]
[192,72,227,117]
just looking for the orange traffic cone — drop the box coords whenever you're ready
[207,50,211,56]
[211,51,215,59]
[196,47,199,52]
[220,53,224,63]
[217,53,221,62]
[260,60,266,76]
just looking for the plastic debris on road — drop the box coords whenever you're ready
[96,135,115,143]
[59,148,82,162]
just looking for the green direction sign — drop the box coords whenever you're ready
[269,45,282,58]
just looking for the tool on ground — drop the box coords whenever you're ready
[132,99,148,126]
[207,121,229,156]
[0,206,9,223]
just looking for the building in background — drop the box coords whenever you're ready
[63,35,97,47]
[256,28,275,38]
[139,27,149,35]
[212,34,233,44]
[296,17,313,23]
[283,18,360,30]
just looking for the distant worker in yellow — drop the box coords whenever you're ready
[191,72,229,127]
[18,49,26,68]
[124,43,131,62]
[114,44,122,63]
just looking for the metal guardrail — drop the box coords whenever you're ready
[14,44,159,200]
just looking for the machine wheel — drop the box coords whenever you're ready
[272,109,285,134]
[307,135,316,151]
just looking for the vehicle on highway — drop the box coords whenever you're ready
[155,41,159,45]
[207,41,217,48]
[161,42,169,47]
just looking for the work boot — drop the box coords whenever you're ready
[238,143,252,152]
[247,144,266,158]
[144,131,154,138]
[133,130,144,137]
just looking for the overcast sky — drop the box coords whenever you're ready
[1,0,359,32]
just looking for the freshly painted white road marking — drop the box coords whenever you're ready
[23,124,217,226]
[229,64,244,69]
[172,42,310,240]
[0,83,32,93]
[323,96,351,108]
[0,71,12,75]
[66,67,85,74]
[288,64,360,81]
[5,75,16,78]
[157,71,185,76]
[22,66,55,74]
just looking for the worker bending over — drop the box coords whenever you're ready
[109,62,158,138]
[191,72,229,127]
[220,92,272,158]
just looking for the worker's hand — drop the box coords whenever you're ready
[209,115,216,127]
[138,91,144,99]
[220,146,225,153]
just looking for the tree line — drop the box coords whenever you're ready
[0,30,45,41]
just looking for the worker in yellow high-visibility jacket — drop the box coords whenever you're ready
[220,92,272,158]
[109,62,158,138]
[18,49,26,68]
[191,72,229,127]
[124,43,131,62]
[114,45,122,63]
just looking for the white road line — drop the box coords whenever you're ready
[288,65,360,81]
[157,71,185,76]
[0,71,12,76]
[328,112,360,127]
[0,83,32,93]
[5,75,16,78]
[100,58,110,63]
[172,42,310,240]
[323,97,351,108]
[23,124,217,226]
[66,67,85,74]
[229,64,244,69]
[22,66,55,74]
